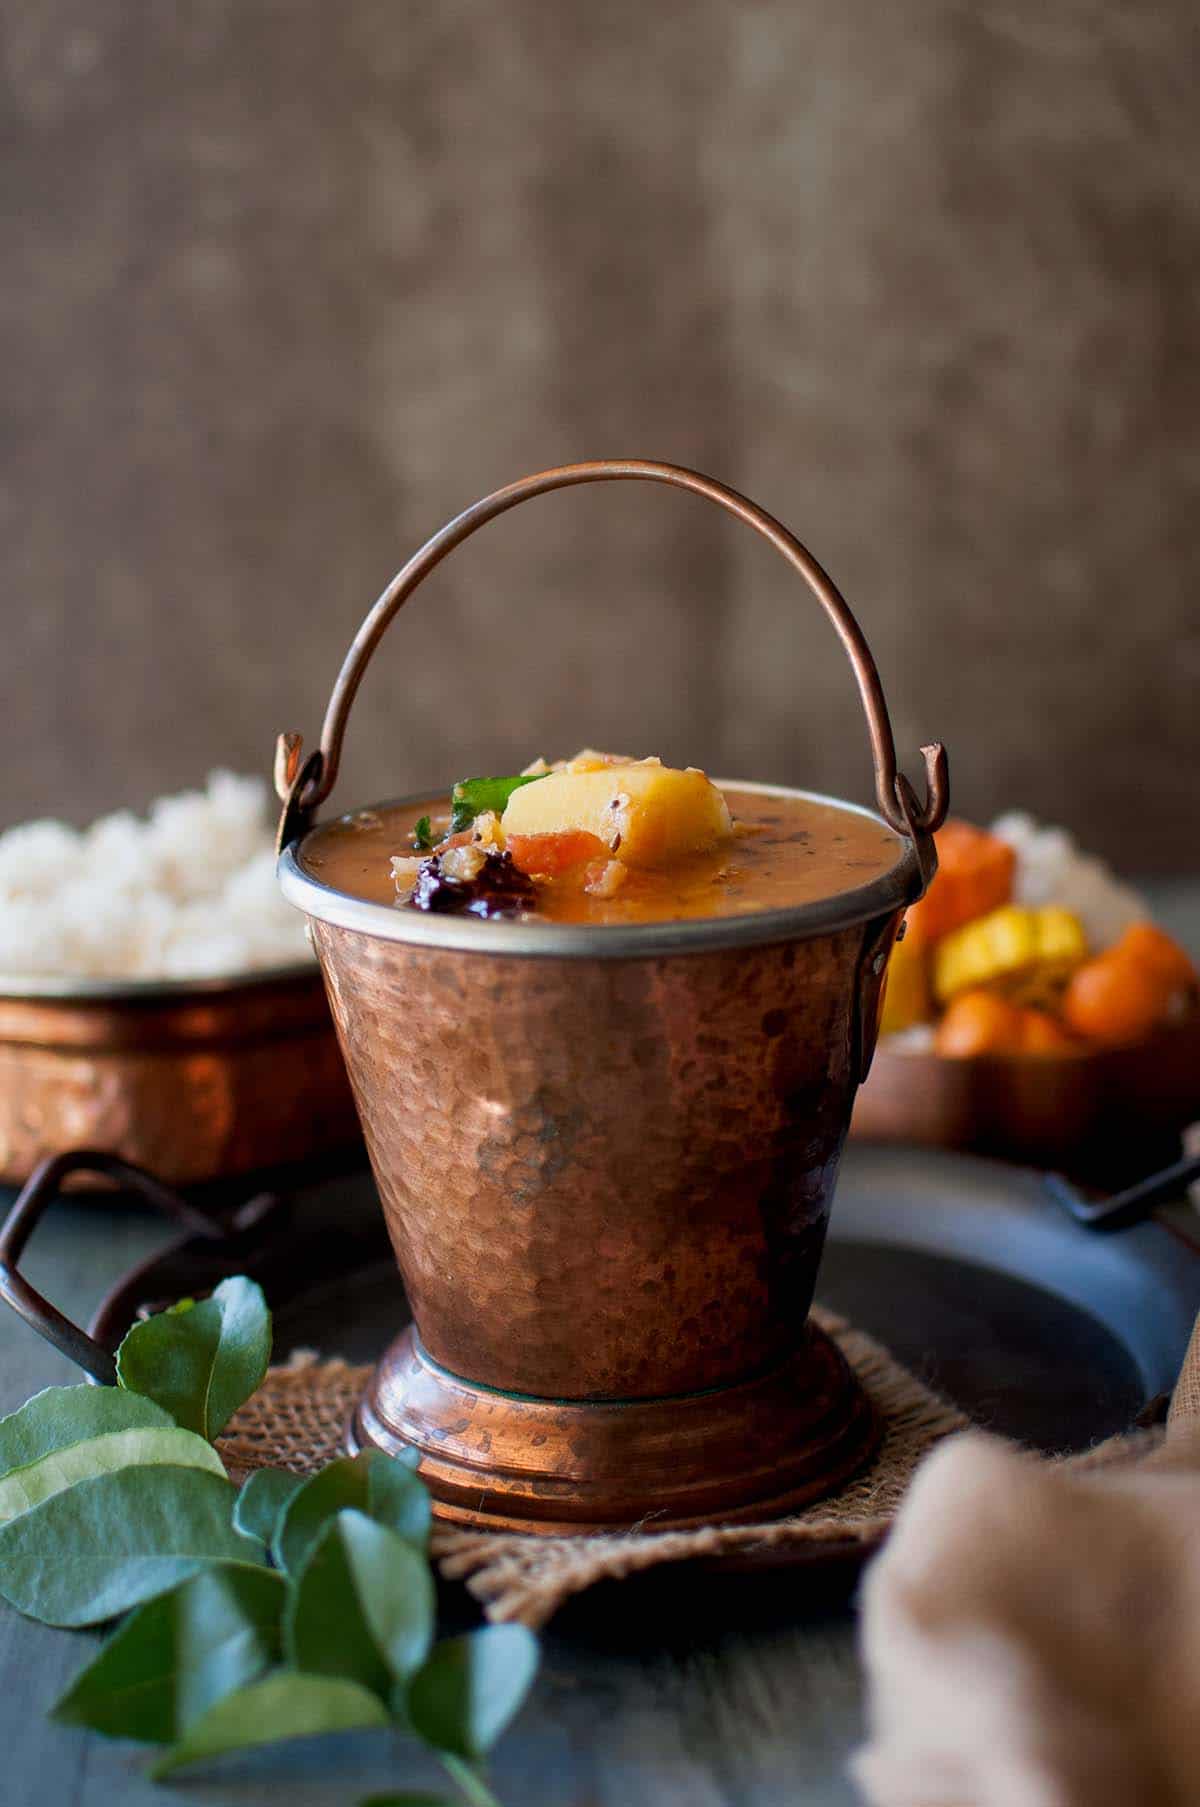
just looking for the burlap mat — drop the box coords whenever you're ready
[218,1308,970,1626]
[216,1305,1200,1627]
[1168,1310,1200,1429]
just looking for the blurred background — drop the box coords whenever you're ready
[3,2,1197,869]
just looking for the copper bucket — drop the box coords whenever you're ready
[276,460,948,1532]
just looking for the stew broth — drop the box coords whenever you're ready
[301,787,905,927]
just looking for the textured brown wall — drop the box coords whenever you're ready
[3,3,1198,868]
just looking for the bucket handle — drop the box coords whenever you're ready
[274,459,948,855]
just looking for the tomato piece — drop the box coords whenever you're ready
[506,831,610,877]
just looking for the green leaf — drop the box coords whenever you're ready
[233,1467,304,1545]
[273,1453,373,1574]
[407,1626,539,1761]
[358,1795,452,1806]
[439,1757,505,1807]
[369,1452,432,1551]
[0,1385,173,1477]
[0,1465,261,1626]
[285,1510,434,1699]
[53,1565,285,1743]
[411,815,435,851]
[0,1425,225,1527]
[150,1671,388,1777]
[115,1275,272,1441]
[449,774,545,834]
[273,1451,430,1574]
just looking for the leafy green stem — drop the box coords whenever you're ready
[441,1752,503,1807]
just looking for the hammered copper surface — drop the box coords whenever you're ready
[313,913,891,1400]
[352,1322,879,1532]
[0,975,361,1187]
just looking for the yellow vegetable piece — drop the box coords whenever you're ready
[501,762,732,869]
[880,922,932,1035]
[933,904,1088,1006]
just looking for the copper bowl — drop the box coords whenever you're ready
[854,1015,1200,1183]
[275,459,950,1532]
[0,963,362,1189]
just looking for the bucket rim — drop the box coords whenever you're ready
[278,780,923,959]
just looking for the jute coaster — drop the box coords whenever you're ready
[217,1307,974,1626]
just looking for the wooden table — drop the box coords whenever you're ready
[2,884,1196,1807]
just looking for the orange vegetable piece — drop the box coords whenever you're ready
[506,831,610,878]
[1062,950,1174,1045]
[1018,1009,1077,1056]
[1111,922,1196,991]
[906,820,1016,945]
[935,991,1028,1058]
[936,992,1080,1058]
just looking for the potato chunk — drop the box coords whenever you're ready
[501,763,732,868]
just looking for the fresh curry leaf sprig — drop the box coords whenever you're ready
[0,1277,537,1804]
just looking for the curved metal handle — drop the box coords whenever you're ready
[0,1152,279,1384]
[274,459,949,848]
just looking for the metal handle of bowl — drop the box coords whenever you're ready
[273,459,949,854]
[0,1152,280,1384]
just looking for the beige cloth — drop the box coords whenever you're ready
[853,1313,1200,1807]
[218,1307,968,1627]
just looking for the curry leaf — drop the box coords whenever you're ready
[115,1275,271,1441]
[274,1452,429,1575]
[368,1452,432,1552]
[0,1386,173,1477]
[407,1626,539,1761]
[439,1757,505,1807]
[150,1671,389,1778]
[52,1565,285,1743]
[273,1453,373,1574]
[359,1795,453,1806]
[285,1510,435,1700]
[0,1465,262,1626]
[233,1467,305,1545]
[449,774,545,835]
[0,1425,225,1528]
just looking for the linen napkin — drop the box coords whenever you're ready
[853,1312,1200,1807]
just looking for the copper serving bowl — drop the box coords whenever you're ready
[854,1015,1200,1183]
[0,963,362,1190]
[275,459,950,1533]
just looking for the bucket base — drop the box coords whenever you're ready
[349,1322,879,1534]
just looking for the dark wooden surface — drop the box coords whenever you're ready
[1,886,1196,1807]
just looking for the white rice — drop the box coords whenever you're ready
[988,811,1146,951]
[0,772,311,983]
